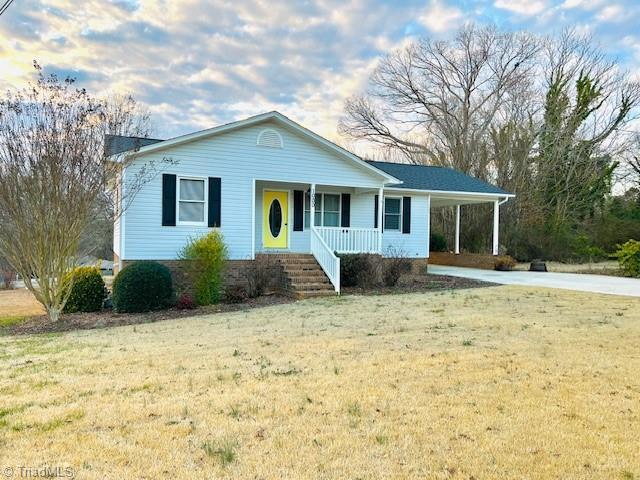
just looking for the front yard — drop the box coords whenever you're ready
[1,286,639,479]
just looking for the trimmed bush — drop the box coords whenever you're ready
[339,254,377,288]
[615,239,640,277]
[112,261,173,313]
[430,232,448,252]
[179,231,228,305]
[62,266,107,313]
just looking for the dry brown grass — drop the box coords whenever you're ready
[1,285,639,479]
[514,260,621,274]
[0,288,44,321]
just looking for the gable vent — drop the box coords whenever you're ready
[257,128,283,149]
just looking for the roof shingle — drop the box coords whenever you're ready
[366,160,511,196]
[105,134,164,156]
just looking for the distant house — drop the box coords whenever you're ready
[107,111,512,295]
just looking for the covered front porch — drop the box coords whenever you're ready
[253,179,392,294]
[254,179,384,254]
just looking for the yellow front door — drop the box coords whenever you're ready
[263,191,288,249]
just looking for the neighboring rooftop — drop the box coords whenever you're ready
[366,160,511,196]
[105,134,164,156]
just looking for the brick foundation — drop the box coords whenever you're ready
[119,258,286,295]
[428,252,496,270]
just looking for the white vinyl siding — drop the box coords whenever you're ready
[122,120,385,260]
[350,191,430,258]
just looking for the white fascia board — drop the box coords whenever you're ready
[383,187,515,198]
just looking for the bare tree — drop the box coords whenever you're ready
[340,24,540,175]
[340,25,640,258]
[0,62,163,321]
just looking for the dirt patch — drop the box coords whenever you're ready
[2,294,293,336]
[342,273,495,295]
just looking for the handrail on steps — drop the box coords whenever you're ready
[310,226,340,294]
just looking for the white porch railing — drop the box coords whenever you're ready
[310,227,340,294]
[314,227,381,254]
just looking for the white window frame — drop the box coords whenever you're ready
[383,196,402,232]
[304,192,341,229]
[177,176,208,226]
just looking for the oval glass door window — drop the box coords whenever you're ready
[269,199,282,237]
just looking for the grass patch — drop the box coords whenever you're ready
[202,438,237,466]
[0,315,27,328]
[0,286,639,478]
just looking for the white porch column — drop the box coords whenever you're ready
[310,183,316,228]
[455,204,461,255]
[492,200,499,255]
[377,186,384,253]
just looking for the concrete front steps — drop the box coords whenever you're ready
[258,253,335,298]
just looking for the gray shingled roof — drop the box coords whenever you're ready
[366,160,511,195]
[105,134,164,156]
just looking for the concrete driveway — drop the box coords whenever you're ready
[428,265,640,297]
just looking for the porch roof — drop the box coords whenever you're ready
[365,160,512,196]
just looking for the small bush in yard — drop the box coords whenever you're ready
[494,255,517,271]
[179,231,228,305]
[224,285,248,303]
[339,254,377,288]
[176,293,197,310]
[615,239,640,277]
[381,255,412,287]
[112,261,173,313]
[62,266,107,313]
[244,255,283,298]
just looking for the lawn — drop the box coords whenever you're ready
[0,289,44,326]
[1,285,639,479]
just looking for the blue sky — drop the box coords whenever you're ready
[1,0,639,143]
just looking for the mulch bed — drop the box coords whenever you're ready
[2,274,495,336]
[342,273,495,296]
[3,294,293,336]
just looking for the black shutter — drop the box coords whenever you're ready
[162,174,176,226]
[374,194,379,228]
[208,177,221,227]
[402,196,411,234]
[293,190,304,231]
[341,193,351,228]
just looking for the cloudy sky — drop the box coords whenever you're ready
[1,0,639,144]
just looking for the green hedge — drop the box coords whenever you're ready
[615,239,640,277]
[62,266,107,313]
[430,232,448,252]
[112,261,174,313]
